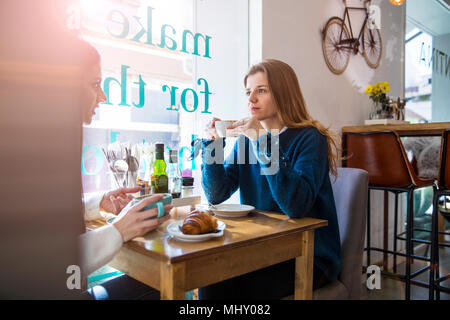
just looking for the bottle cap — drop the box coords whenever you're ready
[155,143,164,152]
[182,177,194,186]
[169,150,178,163]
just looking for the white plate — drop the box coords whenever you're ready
[167,220,226,242]
[210,204,255,218]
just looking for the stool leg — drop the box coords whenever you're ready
[405,189,414,300]
[383,191,389,271]
[367,189,371,267]
[436,199,441,301]
[411,193,415,265]
[429,190,438,300]
[393,192,398,274]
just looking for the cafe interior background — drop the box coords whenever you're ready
[1,0,449,299]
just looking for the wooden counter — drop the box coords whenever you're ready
[342,122,450,137]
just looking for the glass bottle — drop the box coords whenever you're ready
[168,149,182,198]
[151,143,168,194]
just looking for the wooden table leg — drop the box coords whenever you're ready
[160,261,186,300]
[294,230,314,300]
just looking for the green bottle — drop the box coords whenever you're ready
[151,143,168,193]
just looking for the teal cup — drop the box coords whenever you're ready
[133,193,173,219]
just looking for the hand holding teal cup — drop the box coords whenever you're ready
[133,193,173,219]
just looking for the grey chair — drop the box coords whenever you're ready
[313,167,369,300]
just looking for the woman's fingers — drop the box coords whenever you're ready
[227,118,245,129]
[139,204,173,220]
[207,117,221,129]
[110,195,131,214]
[118,186,141,195]
[205,117,222,140]
[211,117,221,127]
[225,118,248,136]
[226,127,242,137]
[117,195,130,211]
[109,195,120,213]
[139,207,158,220]
[108,186,140,198]
[141,212,171,231]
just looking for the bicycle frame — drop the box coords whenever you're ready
[322,0,382,73]
[338,3,370,50]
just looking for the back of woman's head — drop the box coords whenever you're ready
[76,39,101,71]
[244,59,341,177]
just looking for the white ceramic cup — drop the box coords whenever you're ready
[215,120,237,137]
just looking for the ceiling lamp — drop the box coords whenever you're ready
[390,0,405,5]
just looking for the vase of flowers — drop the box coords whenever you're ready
[364,81,393,119]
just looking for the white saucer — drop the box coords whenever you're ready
[210,204,255,218]
[167,220,226,242]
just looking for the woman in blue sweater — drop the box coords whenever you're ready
[199,59,341,299]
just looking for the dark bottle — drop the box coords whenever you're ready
[151,143,168,193]
[168,149,182,198]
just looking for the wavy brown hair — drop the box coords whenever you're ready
[244,59,341,177]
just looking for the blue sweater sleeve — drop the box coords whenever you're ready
[254,129,329,218]
[201,138,240,204]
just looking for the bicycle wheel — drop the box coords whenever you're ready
[362,23,382,69]
[322,17,351,75]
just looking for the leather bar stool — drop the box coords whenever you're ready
[344,131,435,300]
[429,130,450,300]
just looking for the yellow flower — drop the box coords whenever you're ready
[364,85,373,95]
[372,86,380,95]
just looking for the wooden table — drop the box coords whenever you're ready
[87,210,327,300]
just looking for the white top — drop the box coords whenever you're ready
[78,192,123,277]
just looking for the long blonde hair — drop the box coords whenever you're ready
[244,59,340,177]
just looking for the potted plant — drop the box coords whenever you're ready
[364,81,394,119]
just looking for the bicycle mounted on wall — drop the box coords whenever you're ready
[322,0,383,75]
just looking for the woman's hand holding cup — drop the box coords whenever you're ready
[226,116,265,141]
[112,194,172,242]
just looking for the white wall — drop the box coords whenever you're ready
[254,0,407,266]
[259,0,405,132]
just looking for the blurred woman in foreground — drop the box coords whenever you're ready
[77,40,171,300]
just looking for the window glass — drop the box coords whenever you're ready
[405,26,432,123]
[65,0,248,199]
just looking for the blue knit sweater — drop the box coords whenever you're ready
[200,127,342,281]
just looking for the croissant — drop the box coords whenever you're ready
[181,210,218,235]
